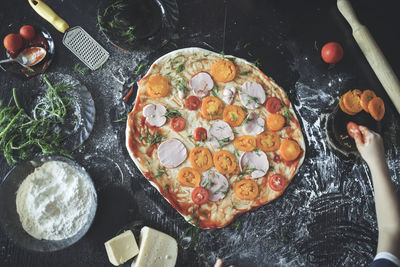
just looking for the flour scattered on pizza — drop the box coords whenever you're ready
[126,48,305,229]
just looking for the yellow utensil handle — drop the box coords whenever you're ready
[28,0,69,33]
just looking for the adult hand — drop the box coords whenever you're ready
[352,125,385,167]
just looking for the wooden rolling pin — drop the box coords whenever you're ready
[337,0,400,114]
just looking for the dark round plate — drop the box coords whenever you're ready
[0,155,97,252]
[16,72,95,151]
[1,25,55,79]
[325,102,383,158]
[97,0,179,51]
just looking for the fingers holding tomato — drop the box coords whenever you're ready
[346,121,360,139]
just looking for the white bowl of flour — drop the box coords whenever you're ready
[0,155,97,252]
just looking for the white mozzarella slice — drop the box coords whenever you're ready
[157,139,187,168]
[143,104,167,127]
[131,226,177,267]
[178,90,186,99]
[208,121,234,149]
[200,170,229,202]
[239,151,269,179]
[222,87,236,105]
[190,72,214,98]
[242,112,265,135]
[239,82,266,109]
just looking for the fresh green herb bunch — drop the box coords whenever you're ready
[0,77,74,166]
[98,0,136,44]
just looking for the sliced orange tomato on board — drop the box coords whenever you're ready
[256,131,280,152]
[368,97,385,121]
[342,89,363,114]
[177,167,201,187]
[234,135,256,152]
[234,179,259,200]
[266,113,286,131]
[192,186,209,205]
[222,105,246,127]
[268,174,287,191]
[339,95,357,115]
[210,60,236,82]
[213,150,237,174]
[201,96,224,120]
[360,90,376,113]
[146,75,169,98]
[189,147,213,171]
[193,127,207,141]
[280,139,301,161]
[171,116,186,132]
[185,95,201,110]
[265,97,282,113]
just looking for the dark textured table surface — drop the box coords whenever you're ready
[1,0,400,266]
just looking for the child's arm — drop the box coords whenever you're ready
[354,126,400,258]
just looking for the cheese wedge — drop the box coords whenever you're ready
[105,230,139,266]
[131,226,178,267]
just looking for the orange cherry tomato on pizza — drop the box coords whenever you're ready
[321,42,343,64]
[265,97,282,113]
[234,179,259,200]
[171,116,185,132]
[193,127,207,141]
[268,174,287,191]
[192,186,209,205]
[19,25,36,40]
[185,95,201,110]
[346,121,360,139]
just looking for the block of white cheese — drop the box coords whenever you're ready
[105,230,139,266]
[131,226,178,267]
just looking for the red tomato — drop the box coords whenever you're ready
[192,187,209,205]
[321,42,344,64]
[3,33,23,52]
[193,127,207,141]
[346,121,360,139]
[185,95,201,110]
[265,97,282,113]
[19,25,36,41]
[171,116,185,132]
[268,174,287,191]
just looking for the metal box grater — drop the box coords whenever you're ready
[63,26,110,70]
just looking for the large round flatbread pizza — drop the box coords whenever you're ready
[126,47,305,229]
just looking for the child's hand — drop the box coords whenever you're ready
[353,125,385,166]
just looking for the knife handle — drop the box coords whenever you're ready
[337,0,400,114]
[28,0,69,33]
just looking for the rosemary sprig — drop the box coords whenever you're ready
[238,167,258,181]
[155,165,167,178]
[0,77,74,166]
[184,207,202,248]
[164,109,182,118]
[139,126,164,146]
[233,147,240,158]
[135,63,145,75]
[281,105,293,122]
[73,63,89,75]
